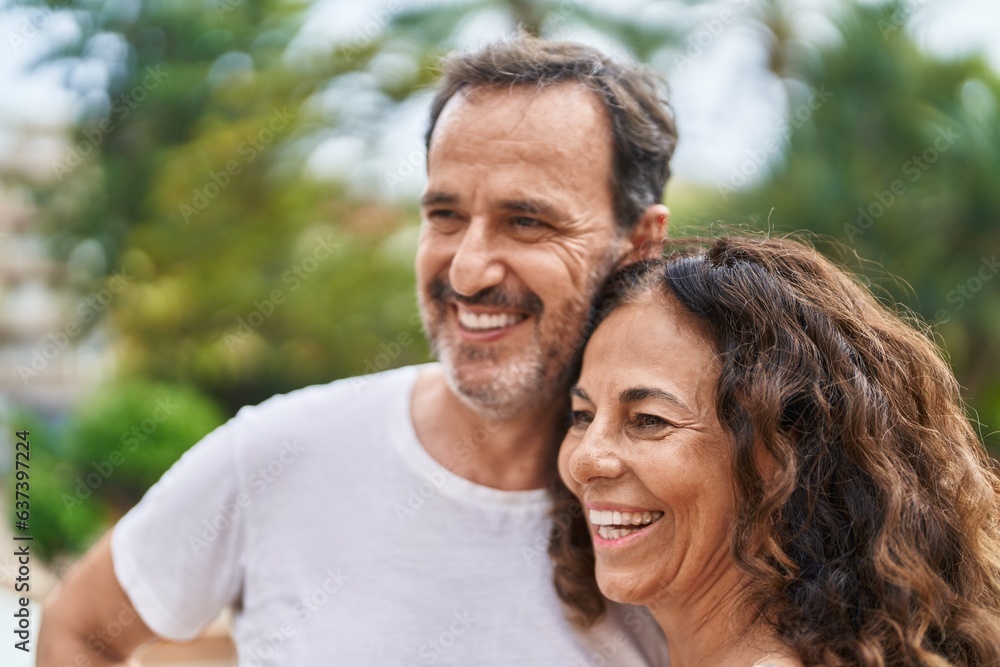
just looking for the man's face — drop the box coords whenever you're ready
[416,83,629,417]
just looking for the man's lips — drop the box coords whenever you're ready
[452,304,529,339]
[428,277,542,317]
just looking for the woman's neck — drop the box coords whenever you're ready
[644,567,801,667]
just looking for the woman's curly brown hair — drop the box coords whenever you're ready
[548,235,1000,666]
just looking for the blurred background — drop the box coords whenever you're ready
[0,0,998,663]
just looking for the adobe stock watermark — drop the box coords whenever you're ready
[394,468,447,524]
[349,312,422,393]
[6,1,69,52]
[16,271,134,384]
[214,0,244,20]
[84,601,143,657]
[342,0,402,63]
[188,439,306,556]
[241,567,349,667]
[61,396,179,512]
[52,66,170,181]
[934,254,998,325]
[179,107,296,224]
[672,0,751,73]
[716,84,834,201]
[393,415,505,523]
[521,501,585,567]
[843,126,960,242]
[573,607,658,667]
[878,0,930,40]
[384,140,427,192]
[411,610,476,665]
[223,235,340,349]
[544,0,586,33]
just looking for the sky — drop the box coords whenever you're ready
[1,0,999,195]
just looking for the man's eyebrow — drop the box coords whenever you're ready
[569,386,591,401]
[619,386,690,411]
[498,199,561,220]
[421,191,460,207]
[421,194,566,222]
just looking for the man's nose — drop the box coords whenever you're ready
[448,217,507,297]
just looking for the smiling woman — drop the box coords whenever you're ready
[550,236,1000,667]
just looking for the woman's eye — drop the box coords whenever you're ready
[634,414,668,429]
[569,410,593,428]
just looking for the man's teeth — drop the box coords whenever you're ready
[457,310,526,331]
[588,509,663,540]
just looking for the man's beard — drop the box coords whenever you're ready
[418,259,614,420]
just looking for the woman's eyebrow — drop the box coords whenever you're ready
[619,386,690,411]
[569,386,591,401]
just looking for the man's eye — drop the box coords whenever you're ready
[426,209,465,230]
[511,216,545,229]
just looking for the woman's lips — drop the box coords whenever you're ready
[587,507,664,544]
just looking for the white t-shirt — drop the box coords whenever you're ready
[112,364,669,666]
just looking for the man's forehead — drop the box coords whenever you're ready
[424,82,618,221]
[430,82,613,155]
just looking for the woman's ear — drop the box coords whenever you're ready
[754,438,796,495]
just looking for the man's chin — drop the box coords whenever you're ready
[442,357,549,418]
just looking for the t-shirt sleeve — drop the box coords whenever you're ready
[111,409,249,642]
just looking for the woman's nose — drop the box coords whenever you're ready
[566,422,626,485]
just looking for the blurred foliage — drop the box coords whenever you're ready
[12,0,1000,562]
[64,380,225,506]
[680,1,1000,449]
[0,407,103,564]
[24,0,435,413]
[5,382,224,561]
[23,0,688,418]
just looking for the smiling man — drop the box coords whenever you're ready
[412,80,664,490]
[40,36,678,665]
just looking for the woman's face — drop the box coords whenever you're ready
[558,292,737,607]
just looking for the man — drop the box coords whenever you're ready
[39,35,677,665]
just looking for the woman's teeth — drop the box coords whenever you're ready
[457,310,526,331]
[589,509,663,540]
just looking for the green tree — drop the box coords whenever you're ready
[26,0,689,415]
[685,1,1000,449]
[26,0,427,412]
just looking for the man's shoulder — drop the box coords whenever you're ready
[196,364,423,471]
[234,363,423,426]
[258,363,420,409]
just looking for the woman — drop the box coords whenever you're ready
[550,236,1000,666]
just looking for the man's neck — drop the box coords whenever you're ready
[409,365,566,491]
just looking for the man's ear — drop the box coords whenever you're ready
[622,204,668,263]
